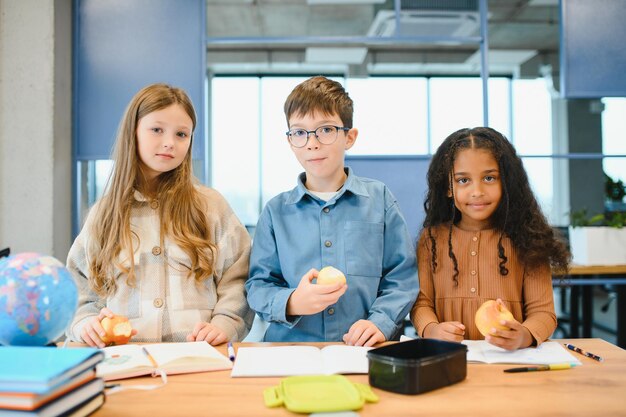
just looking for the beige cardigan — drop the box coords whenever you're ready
[66,186,254,343]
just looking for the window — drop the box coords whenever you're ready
[602,98,626,183]
[210,75,556,228]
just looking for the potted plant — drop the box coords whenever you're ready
[568,209,626,265]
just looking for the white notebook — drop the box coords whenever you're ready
[462,340,582,365]
[230,345,372,377]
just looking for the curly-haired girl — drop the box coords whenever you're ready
[411,127,570,350]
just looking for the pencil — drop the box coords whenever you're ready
[504,363,577,373]
[564,343,604,362]
[142,346,159,368]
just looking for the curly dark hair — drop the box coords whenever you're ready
[422,127,570,285]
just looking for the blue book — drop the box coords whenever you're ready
[0,347,104,393]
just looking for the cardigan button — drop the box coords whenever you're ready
[152,246,162,256]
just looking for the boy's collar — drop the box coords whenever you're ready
[286,167,368,204]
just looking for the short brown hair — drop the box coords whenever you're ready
[284,76,353,128]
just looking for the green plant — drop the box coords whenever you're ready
[570,209,626,229]
[605,174,626,202]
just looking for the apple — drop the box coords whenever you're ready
[474,299,515,336]
[100,315,133,345]
[316,266,346,285]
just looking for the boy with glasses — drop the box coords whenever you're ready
[246,76,418,346]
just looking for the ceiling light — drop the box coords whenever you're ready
[305,47,368,64]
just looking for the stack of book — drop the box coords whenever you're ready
[0,346,105,417]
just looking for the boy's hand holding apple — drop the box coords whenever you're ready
[286,267,347,316]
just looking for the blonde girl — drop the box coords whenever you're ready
[66,83,253,347]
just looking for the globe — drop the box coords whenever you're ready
[0,252,78,346]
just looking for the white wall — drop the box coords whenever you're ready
[0,0,72,261]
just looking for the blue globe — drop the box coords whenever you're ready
[0,253,78,346]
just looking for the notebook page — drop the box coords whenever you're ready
[320,345,371,374]
[230,346,323,377]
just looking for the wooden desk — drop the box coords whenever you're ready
[559,265,626,348]
[94,339,626,417]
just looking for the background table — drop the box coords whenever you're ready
[93,338,626,417]
[557,265,626,348]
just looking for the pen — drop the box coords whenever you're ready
[227,342,236,362]
[503,363,578,373]
[142,346,159,368]
[564,343,604,362]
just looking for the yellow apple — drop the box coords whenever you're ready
[100,315,133,346]
[316,266,346,285]
[475,299,515,336]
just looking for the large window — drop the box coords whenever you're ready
[211,75,558,228]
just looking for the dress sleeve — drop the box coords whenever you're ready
[410,230,440,337]
[520,263,557,345]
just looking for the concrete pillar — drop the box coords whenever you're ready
[0,0,72,261]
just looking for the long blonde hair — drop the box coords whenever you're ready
[88,83,217,296]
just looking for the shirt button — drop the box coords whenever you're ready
[323,207,330,213]
[324,240,332,248]
[150,200,159,210]
[152,246,162,256]
[472,236,478,242]
[470,287,476,293]
[328,308,335,315]
[153,298,164,308]
[471,251,477,256]
[470,270,477,275]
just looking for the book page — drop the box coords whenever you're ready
[230,346,323,377]
[463,340,582,365]
[96,345,152,380]
[320,345,371,374]
[144,341,232,374]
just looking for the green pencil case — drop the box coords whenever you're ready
[263,374,379,414]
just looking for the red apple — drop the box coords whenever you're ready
[475,299,515,336]
[100,315,133,345]
[316,266,346,285]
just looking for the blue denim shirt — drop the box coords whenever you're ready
[246,167,418,342]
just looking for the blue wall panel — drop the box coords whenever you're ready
[560,0,626,98]
[74,0,206,161]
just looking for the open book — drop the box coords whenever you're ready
[230,345,372,377]
[462,340,582,365]
[96,341,233,381]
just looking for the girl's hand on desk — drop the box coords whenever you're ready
[187,322,228,345]
[286,269,347,316]
[485,319,533,350]
[342,320,385,347]
[423,321,465,342]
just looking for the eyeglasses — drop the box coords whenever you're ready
[286,125,350,148]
